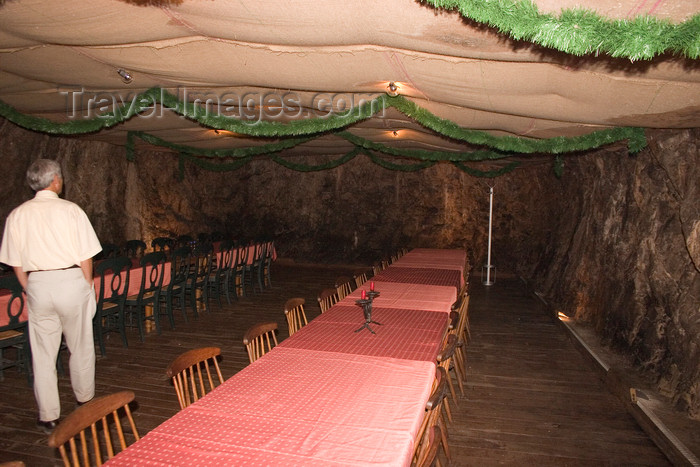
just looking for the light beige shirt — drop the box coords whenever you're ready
[0,190,102,272]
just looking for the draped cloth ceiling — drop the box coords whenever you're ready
[0,0,698,173]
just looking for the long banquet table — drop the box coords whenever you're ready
[105,248,467,466]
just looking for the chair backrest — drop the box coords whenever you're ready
[137,251,167,298]
[216,244,234,275]
[0,275,25,333]
[452,293,470,345]
[210,231,225,242]
[413,367,449,464]
[48,391,140,466]
[187,248,213,286]
[250,241,264,265]
[151,237,174,252]
[353,269,368,288]
[417,425,442,467]
[284,298,307,337]
[165,347,223,410]
[168,247,191,289]
[99,243,121,259]
[334,276,353,300]
[124,240,147,258]
[233,241,250,269]
[317,288,339,313]
[175,234,194,249]
[95,256,132,308]
[243,322,278,364]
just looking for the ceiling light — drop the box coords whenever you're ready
[117,68,133,84]
[386,82,399,97]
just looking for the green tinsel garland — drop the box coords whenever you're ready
[268,149,360,172]
[364,150,436,172]
[421,0,700,60]
[0,88,647,157]
[127,130,313,160]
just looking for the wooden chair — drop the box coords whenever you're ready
[174,234,194,249]
[243,322,278,364]
[93,256,131,356]
[151,236,174,254]
[247,241,266,294]
[124,251,167,341]
[284,298,307,337]
[229,241,250,299]
[413,368,450,466]
[48,391,140,466]
[317,288,338,313]
[165,347,223,410]
[207,241,234,307]
[185,245,213,316]
[159,247,191,326]
[416,425,442,467]
[97,243,121,260]
[124,239,147,258]
[334,276,353,300]
[262,240,275,289]
[437,334,464,408]
[449,293,470,382]
[0,275,31,383]
[353,269,368,288]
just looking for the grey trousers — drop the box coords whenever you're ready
[26,268,96,421]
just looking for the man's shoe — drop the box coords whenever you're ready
[36,419,58,434]
[76,398,92,408]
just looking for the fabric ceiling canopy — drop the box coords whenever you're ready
[0,0,698,169]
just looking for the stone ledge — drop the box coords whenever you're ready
[534,291,700,467]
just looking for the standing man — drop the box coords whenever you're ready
[0,159,102,433]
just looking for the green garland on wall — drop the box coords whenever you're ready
[421,0,700,60]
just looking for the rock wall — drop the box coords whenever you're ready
[531,129,700,419]
[0,118,698,418]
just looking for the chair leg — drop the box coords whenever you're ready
[118,306,129,348]
[93,314,107,357]
[178,290,188,323]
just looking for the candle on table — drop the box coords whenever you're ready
[370,281,375,291]
[361,290,366,299]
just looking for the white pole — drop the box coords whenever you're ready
[485,186,495,285]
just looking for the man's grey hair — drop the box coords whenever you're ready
[26,159,62,191]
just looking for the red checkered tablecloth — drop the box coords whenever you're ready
[371,267,461,290]
[105,348,434,467]
[279,306,449,362]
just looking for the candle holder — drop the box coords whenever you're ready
[354,291,382,334]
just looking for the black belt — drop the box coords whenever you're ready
[32,265,80,272]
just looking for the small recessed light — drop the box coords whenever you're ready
[386,82,399,97]
[117,68,133,84]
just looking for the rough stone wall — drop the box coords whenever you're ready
[0,119,129,244]
[1,118,698,418]
[532,129,700,419]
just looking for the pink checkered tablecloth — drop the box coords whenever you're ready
[278,306,449,362]
[391,248,467,286]
[342,281,457,313]
[105,347,434,466]
[371,267,461,290]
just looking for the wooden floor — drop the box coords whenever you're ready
[0,262,670,466]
